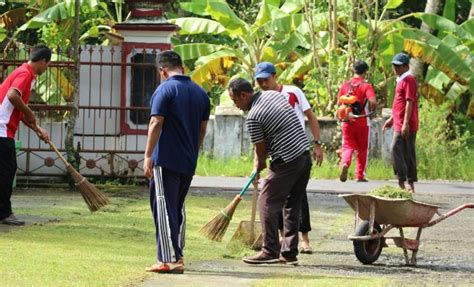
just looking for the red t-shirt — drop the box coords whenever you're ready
[337,77,376,128]
[0,63,36,138]
[392,74,418,132]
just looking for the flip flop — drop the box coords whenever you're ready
[299,246,313,254]
[146,262,184,274]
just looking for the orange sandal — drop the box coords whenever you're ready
[146,260,184,274]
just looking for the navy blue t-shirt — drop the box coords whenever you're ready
[150,75,210,175]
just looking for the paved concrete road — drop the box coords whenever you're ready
[191,176,474,195]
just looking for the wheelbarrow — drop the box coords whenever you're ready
[340,194,473,266]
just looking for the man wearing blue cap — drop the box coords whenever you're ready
[228,78,312,266]
[383,53,419,192]
[254,61,323,254]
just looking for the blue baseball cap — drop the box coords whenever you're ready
[392,53,410,65]
[254,62,276,79]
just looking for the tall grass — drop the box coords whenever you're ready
[196,149,474,181]
[196,102,474,182]
[416,101,474,181]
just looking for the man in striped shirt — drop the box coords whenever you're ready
[255,61,323,254]
[228,78,312,265]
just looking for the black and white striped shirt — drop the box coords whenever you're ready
[246,90,309,163]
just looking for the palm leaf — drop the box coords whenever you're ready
[192,49,240,90]
[19,0,99,31]
[169,17,227,35]
[403,39,471,86]
[205,0,250,37]
[174,43,222,61]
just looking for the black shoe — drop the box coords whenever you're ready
[279,255,299,266]
[243,252,279,265]
[339,165,349,182]
[356,178,368,182]
[1,214,25,226]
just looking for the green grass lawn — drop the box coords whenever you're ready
[0,190,388,287]
[0,190,261,286]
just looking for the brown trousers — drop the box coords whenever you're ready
[391,132,417,182]
[259,151,312,258]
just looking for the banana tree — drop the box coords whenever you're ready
[14,0,122,46]
[393,13,474,116]
[169,0,309,96]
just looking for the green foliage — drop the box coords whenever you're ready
[0,26,6,41]
[38,21,71,47]
[170,0,315,105]
[369,185,413,199]
[196,145,474,181]
[3,0,122,49]
[416,101,473,180]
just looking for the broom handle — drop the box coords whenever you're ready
[239,171,257,197]
[30,125,72,167]
[47,140,71,167]
[249,180,258,243]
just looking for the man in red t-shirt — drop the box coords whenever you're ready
[337,61,377,182]
[383,53,418,192]
[0,44,51,225]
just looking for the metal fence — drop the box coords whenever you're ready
[1,45,160,181]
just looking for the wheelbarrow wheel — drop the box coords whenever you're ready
[353,220,383,264]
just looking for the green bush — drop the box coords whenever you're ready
[416,101,473,180]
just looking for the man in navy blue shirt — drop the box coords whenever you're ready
[143,51,210,274]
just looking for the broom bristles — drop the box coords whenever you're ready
[67,165,110,212]
[200,195,242,241]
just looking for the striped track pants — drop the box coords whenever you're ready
[150,166,193,263]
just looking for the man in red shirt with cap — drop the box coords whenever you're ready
[383,52,418,192]
[0,44,51,225]
[337,60,377,182]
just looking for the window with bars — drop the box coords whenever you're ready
[129,53,159,125]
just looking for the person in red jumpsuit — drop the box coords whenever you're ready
[337,61,377,182]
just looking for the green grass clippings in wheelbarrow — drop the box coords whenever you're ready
[340,194,473,266]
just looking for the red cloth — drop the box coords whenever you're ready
[0,63,36,138]
[287,92,298,108]
[337,77,375,128]
[279,85,299,109]
[341,124,369,180]
[392,75,418,132]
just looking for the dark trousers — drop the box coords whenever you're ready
[391,132,417,182]
[260,151,312,258]
[0,137,17,220]
[149,166,193,263]
[278,191,312,233]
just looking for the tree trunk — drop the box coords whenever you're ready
[330,0,338,50]
[326,0,337,113]
[411,0,442,82]
[346,0,358,78]
[65,0,80,187]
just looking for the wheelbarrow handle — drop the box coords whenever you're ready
[239,171,258,197]
[425,203,474,227]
